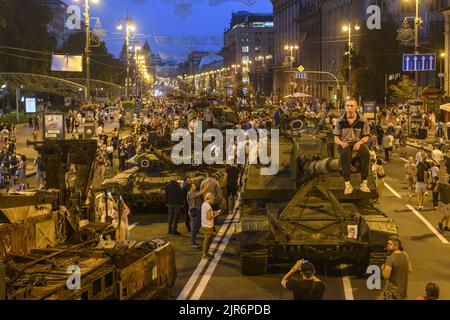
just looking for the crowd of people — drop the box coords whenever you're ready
[7,94,446,300]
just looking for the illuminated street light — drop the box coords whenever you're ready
[342,22,360,95]
[73,0,99,101]
[284,44,299,95]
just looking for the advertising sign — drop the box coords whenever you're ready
[25,98,36,113]
[363,101,376,120]
[51,54,83,72]
[44,114,65,140]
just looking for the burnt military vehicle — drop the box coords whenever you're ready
[238,130,398,275]
[0,140,177,300]
[101,147,226,212]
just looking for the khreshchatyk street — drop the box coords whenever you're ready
[0,0,450,311]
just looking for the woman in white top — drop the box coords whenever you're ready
[201,193,221,260]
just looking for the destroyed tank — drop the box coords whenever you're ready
[238,130,398,275]
[100,147,226,212]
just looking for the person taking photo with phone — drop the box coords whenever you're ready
[281,259,326,300]
[201,193,222,260]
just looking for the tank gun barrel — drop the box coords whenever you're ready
[303,158,340,176]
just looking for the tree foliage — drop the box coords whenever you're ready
[340,14,401,103]
[388,75,415,104]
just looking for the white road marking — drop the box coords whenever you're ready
[394,155,408,163]
[177,210,238,300]
[190,210,240,300]
[406,205,449,244]
[385,182,402,198]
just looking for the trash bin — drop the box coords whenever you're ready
[419,128,427,139]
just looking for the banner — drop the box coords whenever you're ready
[44,114,65,139]
[25,98,36,113]
[51,54,83,72]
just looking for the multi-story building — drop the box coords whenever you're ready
[186,51,211,75]
[273,0,445,103]
[39,0,68,48]
[222,11,275,95]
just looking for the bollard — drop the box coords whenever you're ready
[0,261,5,300]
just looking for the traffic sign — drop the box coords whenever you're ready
[403,54,436,72]
[297,65,305,73]
[295,72,306,79]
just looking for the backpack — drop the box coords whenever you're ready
[377,166,386,179]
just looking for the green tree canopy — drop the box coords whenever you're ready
[0,0,56,74]
[389,75,415,104]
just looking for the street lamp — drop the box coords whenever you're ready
[74,0,99,101]
[284,44,299,95]
[404,0,420,97]
[342,23,360,97]
[117,17,136,100]
[255,55,272,96]
[440,52,445,92]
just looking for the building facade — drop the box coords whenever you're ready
[273,0,446,103]
[222,11,275,95]
[39,0,68,48]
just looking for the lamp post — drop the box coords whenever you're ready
[117,17,136,100]
[75,0,99,101]
[231,64,240,88]
[255,55,272,96]
[284,45,299,96]
[133,43,142,99]
[440,52,445,92]
[342,23,360,97]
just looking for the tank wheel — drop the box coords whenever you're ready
[354,251,387,277]
[240,250,268,275]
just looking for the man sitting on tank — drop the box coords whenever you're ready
[333,98,371,195]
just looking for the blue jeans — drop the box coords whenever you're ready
[189,208,201,245]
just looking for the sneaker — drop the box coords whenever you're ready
[344,183,354,195]
[202,253,214,260]
[445,226,450,231]
[190,244,201,249]
[172,231,181,236]
[360,181,371,193]
[408,194,413,198]
[438,222,443,230]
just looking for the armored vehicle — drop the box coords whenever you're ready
[0,140,177,300]
[101,147,226,212]
[211,105,239,130]
[238,130,398,275]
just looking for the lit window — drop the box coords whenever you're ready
[242,56,249,62]
[242,46,249,53]
[242,77,250,83]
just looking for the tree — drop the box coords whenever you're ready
[389,75,415,104]
[0,0,56,74]
[340,14,401,103]
[60,32,125,85]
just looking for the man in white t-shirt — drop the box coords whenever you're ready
[201,193,221,260]
[431,146,444,165]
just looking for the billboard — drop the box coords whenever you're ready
[51,54,83,72]
[25,98,36,113]
[44,114,65,140]
[363,101,376,120]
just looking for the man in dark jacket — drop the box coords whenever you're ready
[165,179,184,235]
